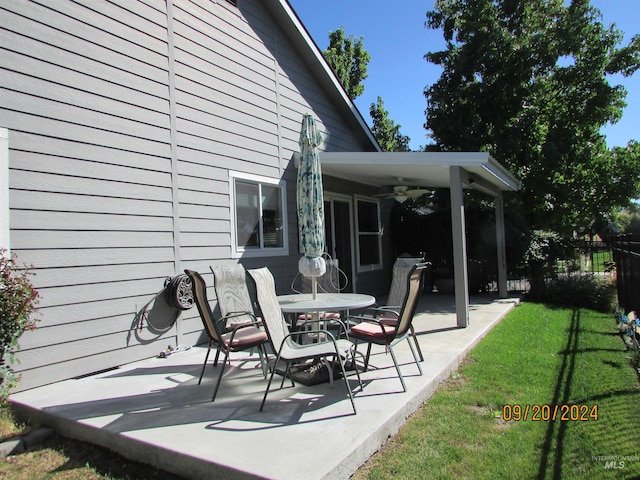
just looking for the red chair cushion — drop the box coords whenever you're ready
[350,321,396,340]
[297,312,341,320]
[222,327,268,349]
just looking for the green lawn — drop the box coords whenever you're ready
[556,249,614,273]
[591,249,614,273]
[354,302,640,479]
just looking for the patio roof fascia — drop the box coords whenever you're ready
[318,151,521,194]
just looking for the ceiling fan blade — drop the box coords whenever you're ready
[374,183,429,201]
[373,192,395,198]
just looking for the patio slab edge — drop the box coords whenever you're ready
[9,400,262,480]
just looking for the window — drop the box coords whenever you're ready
[355,196,382,271]
[230,171,288,258]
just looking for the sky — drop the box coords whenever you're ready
[288,0,640,151]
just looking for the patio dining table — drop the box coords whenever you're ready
[277,292,375,339]
[277,292,376,315]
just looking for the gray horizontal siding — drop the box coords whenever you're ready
[28,290,173,327]
[33,262,175,291]
[13,247,176,270]
[15,339,175,391]
[3,0,379,391]
[8,133,172,172]
[180,245,231,262]
[1,90,169,142]
[1,110,171,158]
[0,53,167,115]
[3,0,177,389]
[9,211,173,232]
[34,277,170,312]
[0,3,168,84]
[11,230,173,251]
[10,190,173,217]
[10,169,171,201]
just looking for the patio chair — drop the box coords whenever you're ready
[184,269,269,403]
[211,264,257,330]
[372,257,427,361]
[248,267,362,414]
[347,262,429,392]
[210,264,264,365]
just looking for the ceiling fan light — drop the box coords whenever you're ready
[394,195,408,203]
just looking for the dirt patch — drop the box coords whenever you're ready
[466,404,512,430]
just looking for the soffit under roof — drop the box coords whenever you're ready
[319,152,521,193]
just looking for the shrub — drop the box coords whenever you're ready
[538,273,617,312]
[522,230,577,298]
[0,249,39,402]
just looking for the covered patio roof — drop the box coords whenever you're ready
[320,151,521,194]
[318,151,521,327]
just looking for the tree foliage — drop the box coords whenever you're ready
[370,96,411,152]
[323,26,370,100]
[616,200,640,233]
[424,0,640,234]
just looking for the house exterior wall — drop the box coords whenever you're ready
[1,0,378,391]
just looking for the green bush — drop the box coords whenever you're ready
[538,274,617,312]
[522,230,577,297]
[0,250,39,402]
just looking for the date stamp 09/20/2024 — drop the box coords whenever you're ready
[502,403,598,422]
[501,404,639,470]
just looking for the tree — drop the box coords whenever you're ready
[323,26,370,100]
[616,200,640,233]
[370,96,411,152]
[424,0,640,235]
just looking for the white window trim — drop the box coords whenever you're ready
[229,170,288,259]
[354,195,383,272]
[0,128,9,253]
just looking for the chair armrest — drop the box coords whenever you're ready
[365,306,400,317]
[377,305,401,312]
[220,311,263,329]
[346,314,384,325]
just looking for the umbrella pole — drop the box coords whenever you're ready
[311,276,321,342]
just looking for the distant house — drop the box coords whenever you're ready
[0,0,519,392]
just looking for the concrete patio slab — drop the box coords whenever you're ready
[10,294,520,480]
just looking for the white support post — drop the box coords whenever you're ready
[495,193,508,298]
[450,166,469,327]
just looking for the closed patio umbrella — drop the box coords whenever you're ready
[297,114,325,299]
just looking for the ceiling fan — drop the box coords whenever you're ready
[375,179,429,203]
